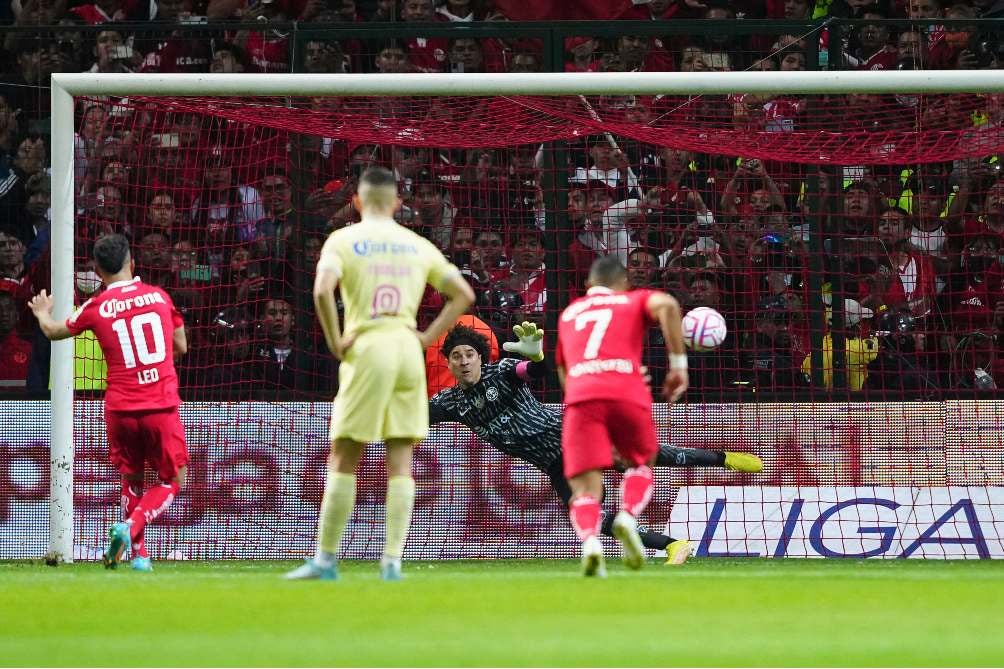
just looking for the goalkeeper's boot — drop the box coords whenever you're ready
[664,539,693,566]
[131,556,154,573]
[284,559,337,581]
[724,452,763,473]
[611,511,646,571]
[580,536,607,578]
[380,558,402,582]
[102,522,131,570]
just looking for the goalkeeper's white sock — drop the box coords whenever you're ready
[383,476,416,561]
[315,472,356,566]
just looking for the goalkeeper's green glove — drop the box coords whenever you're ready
[502,321,544,362]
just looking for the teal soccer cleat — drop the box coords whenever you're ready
[102,522,131,570]
[131,556,154,573]
[284,559,337,581]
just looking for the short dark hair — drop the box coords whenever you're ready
[92,233,131,275]
[359,165,397,189]
[588,255,627,288]
[441,324,490,361]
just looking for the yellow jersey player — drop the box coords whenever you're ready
[286,166,475,582]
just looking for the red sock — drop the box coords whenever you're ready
[620,465,654,518]
[128,481,179,543]
[121,481,148,558]
[569,495,602,542]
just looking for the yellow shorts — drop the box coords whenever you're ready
[329,327,428,444]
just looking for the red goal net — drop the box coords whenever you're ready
[5,80,1004,560]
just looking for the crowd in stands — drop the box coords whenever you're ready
[2,0,1004,399]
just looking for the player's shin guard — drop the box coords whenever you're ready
[569,495,602,542]
[620,465,654,518]
[121,481,147,558]
[317,473,357,559]
[128,480,179,543]
[383,476,415,560]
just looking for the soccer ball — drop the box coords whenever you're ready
[682,307,727,352]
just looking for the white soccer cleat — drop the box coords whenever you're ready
[581,536,607,578]
[611,511,646,570]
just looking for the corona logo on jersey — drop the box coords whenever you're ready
[97,291,167,319]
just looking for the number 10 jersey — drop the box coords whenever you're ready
[66,276,184,411]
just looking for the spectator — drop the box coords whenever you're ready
[865,308,942,394]
[616,35,674,72]
[720,159,788,224]
[210,42,248,74]
[88,29,139,73]
[467,228,508,287]
[255,165,297,262]
[2,136,47,242]
[849,9,899,70]
[136,191,180,240]
[254,295,333,396]
[0,288,31,390]
[135,232,173,287]
[205,307,261,396]
[374,41,412,73]
[2,35,74,120]
[496,230,546,322]
[0,226,28,283]
[836,180,881,236]
[20,172,50,247]
[508,51,541,73]
[740,296,806,391]
[626,247,661,289]
[945,234,1004,334]
[401,0,450,73]
[860,207,938,317]
[571,135,642,202]
[189,148,265,274]
[565,37,598,72]
[139,1,212,73]
[410,174,457,251]
[302,38,346,74]
[801,298,880,392]
[448,37,486,73]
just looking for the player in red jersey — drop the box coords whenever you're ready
[29,234,188,573]
[555,255,688,577]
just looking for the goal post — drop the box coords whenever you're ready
[47,70,1004,563]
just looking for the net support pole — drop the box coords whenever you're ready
[48,79,75,564]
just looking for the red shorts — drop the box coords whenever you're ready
[106,407,188,481]
[561,400,658,479]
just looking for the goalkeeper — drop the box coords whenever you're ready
[430,322,762,565]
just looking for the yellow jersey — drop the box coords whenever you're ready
[801,333,879,392]
[316,216,458,335]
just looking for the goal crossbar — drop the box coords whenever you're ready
[46,69,1004,562]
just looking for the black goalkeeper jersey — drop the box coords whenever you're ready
[429,358,563,471]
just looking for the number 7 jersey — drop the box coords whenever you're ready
[556,286,656,409]
[65,277,183,411]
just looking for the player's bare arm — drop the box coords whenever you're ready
[173,326,188,358]
[645,291,689,403]
[417,272,475,349]
[28,290,74,341]
[313,267,352,360]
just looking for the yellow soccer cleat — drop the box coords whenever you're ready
[724,451,763,473]
[664,539,693,566]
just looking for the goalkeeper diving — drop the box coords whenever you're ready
[429,321,762,565]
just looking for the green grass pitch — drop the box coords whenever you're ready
[2,558,1003,667]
